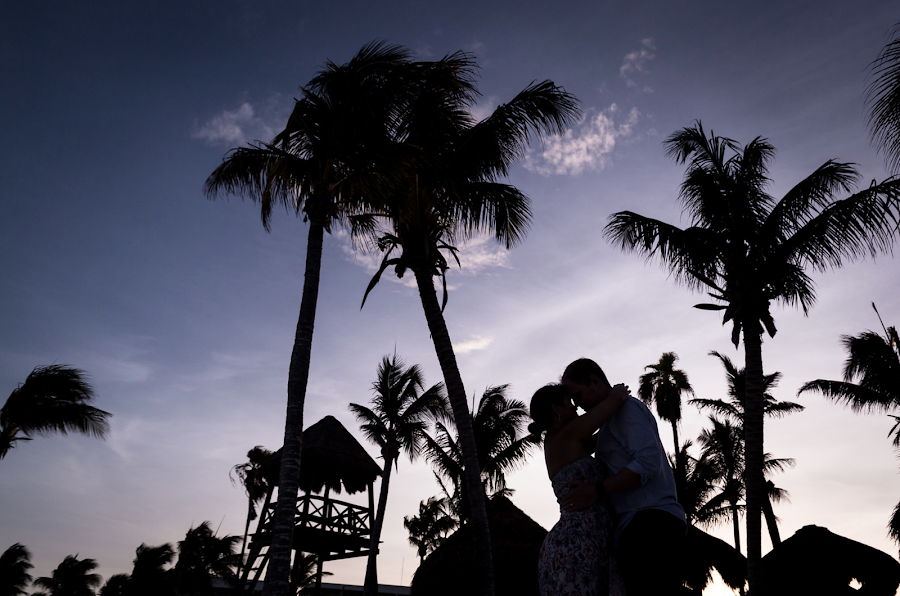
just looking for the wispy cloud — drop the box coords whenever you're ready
[192,96,290,146]
[620,39,656,89]
[455,335,493,354]
[523,104,639,176]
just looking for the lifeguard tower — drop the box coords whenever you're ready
[240,415,382,592]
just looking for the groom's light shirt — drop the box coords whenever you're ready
[594,396,686,542]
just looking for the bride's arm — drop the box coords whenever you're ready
[560,384,629,442]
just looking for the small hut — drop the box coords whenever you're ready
[410,495,548,596]
[762,524,900,596]
[242,416,382,592]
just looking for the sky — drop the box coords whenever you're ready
[1,1,899,594]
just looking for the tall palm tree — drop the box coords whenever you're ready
[203,42,421,595]
[604,121,900,592]
[403,496,458,562]
[172,522,241,596]
[698,417,746,556]
[0,543,33,596]
[866,22,900,173]
[799,305,900,542]
[692,350,802,546]
[229,446,273,578]
[348,353,448,596]
[360,58,579,593]
[638,351,694,454]
[1,365,110,459]
[32,555,101,596]
[424,385,540,520]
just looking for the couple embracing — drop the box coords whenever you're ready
[529,358,687,596]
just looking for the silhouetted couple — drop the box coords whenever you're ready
[529,358,687,596]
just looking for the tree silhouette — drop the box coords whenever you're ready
[424,385,539,520]
[691,350,802,546]
[289,553,330,594]
[799,305,900,543]
[229,446,273,578]
[866,22,900,173]
[638,351,694,455]
[32,555,101,596]
[172,522,240,595]
[97,575,128,596]
[204,42,423,595]
[359,49,579,596]
[403,497,458,562]
[605,121,900,591]
[1,365,110,459]
[349,353,447,596]
[0,543,33,596]
[129,543,174,596]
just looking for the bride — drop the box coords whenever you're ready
[528,383,628,596]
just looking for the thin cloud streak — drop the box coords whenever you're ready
[620,38,656,89]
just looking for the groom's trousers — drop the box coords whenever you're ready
[616,508,687,596]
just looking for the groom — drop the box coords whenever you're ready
[560,358,687,596]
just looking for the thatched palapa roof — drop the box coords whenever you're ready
[411,495,548,596]
[270,415,381,495]
[762,524,900,596]
[683,524,746,593]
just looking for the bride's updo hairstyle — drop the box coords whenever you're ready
[528,383,568,437]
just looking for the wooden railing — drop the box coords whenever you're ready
[294,494,371,538]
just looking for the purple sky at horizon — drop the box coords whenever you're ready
[2,2,899,594]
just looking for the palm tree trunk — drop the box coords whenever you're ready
[671,420,680,458]
[413,266,495,596]
[762,494,781,547]
[742,326,766,596]
[363,452,396,596]
[262,214,326,596]
[730,502,742,554]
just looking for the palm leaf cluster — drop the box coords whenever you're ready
[638,351,694,454]
[32,555,101,596]
[403,496,458,562]
[1,365,110,459]
[866,22,900,173]
[0,543,33,596]
[799,305,900,543]
[424,385,539,520]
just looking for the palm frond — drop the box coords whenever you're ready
[865,23,900,173]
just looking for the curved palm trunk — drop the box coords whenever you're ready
[742,328,766,596]
[363,451,396,596]
[262,215,326,596]
[413,267,495,596]
[762,495,781,547]
[730,502,742,553]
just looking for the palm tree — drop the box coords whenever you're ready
[866,22,900,173]
[360,61,579,594]
[692,350,802,546]
[203,42,425,595]
[172,522,241,595]
[349,353,448,596]
[403,497,458,562]
[97,575,128,596]
[0,543,33,596]
[32,555,101,596]
[229,446,273,578]
[130,543,174,596]
[698,417,746,556]
[289,553,330,594]
[799,304,900,542]
[605,121,900,592]
[1,365,110,459]
[691,351,804,423]
[424,385,540,520]
[668,441,717,528]
[638,351,694,454]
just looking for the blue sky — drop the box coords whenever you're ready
[1,1,899,593]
